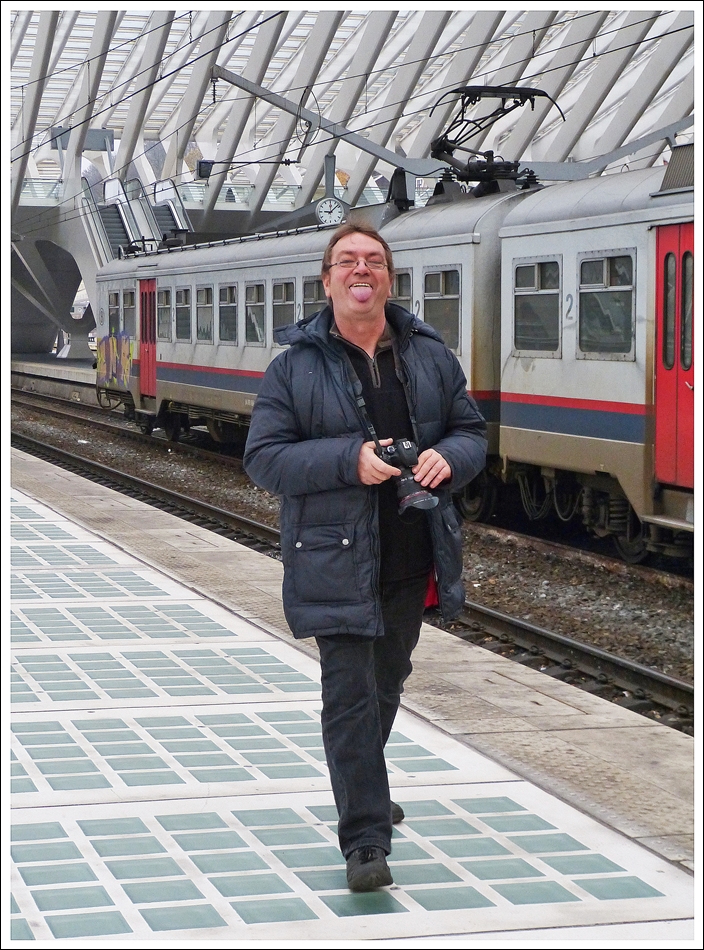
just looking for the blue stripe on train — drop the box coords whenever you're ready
[156,366,262,394]
[501,401,646,443]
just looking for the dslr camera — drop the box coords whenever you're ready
[377,439,439,514]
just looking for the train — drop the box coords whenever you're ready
[94,145,694,563]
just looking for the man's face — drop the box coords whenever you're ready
[322,233,392,321]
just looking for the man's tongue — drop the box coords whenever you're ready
[349,284,373,303]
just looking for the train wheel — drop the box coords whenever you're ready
[455,471,497,522]
[613,527,650,564]
[138,417,154,436]
[163,413,181,443]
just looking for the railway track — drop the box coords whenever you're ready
[12,431,693,734]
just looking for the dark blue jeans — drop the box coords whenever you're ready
[316,574,428,858]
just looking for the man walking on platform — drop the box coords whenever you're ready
[244,223,487,891]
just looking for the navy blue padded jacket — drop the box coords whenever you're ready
[243,303,487,639]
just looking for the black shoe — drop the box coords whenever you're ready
[391,802,405,824]
[346,847,393,892]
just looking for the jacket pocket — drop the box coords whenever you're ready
[288,523,362,604]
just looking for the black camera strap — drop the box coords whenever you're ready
[341,351,385,452]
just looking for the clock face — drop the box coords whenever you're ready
[316,198,345,225]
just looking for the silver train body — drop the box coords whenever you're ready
[95,163,694,560]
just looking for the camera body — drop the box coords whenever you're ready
[377,439,439,513]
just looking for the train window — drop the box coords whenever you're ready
[196,286,214,342]
[513,261,560,351]
[175,287,191,341]
[303,278,327,318]
[108,292,120,336]
[218,285,237,343]
[122,290,136,336]
[157,289,171,341]
[424,269,460,350]
[273,280,295,331]
[579,254,633,355]
[681,251,693,371]
[662,252,676,369]
[390,271,412,311]
[245,283,266,345]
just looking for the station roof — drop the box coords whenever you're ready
[10,9,696,209]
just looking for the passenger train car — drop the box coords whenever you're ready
[95,147,694,562]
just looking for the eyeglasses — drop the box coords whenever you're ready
[329,257,388,271]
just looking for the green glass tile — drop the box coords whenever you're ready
[103,688,158,698]
[394,758,457,772]
[190,768,252,783]
[157,813,227,831]
[543,854,626,875]
[92,837,166,857]
[485,815,556,833]
[191,852,268,874]
[72,719,127,729]
[26,745,87,759]
[307,805,339,822]
[46,690,100,701]
[225,737,284,750]
[12,841,83,863]
[509,833,588,854]
[219,684,272,695]
[233,808,304,826]
[145,728,205,739]
[387,841,432,861]
[11,919,34,940]
[94,743,155,756]
[12,763,28,776]
[256,764,322,779]
[295,868,349,891]
[106,857,185,879]
[410,886,495,911]
[321,892,408,917]
[160,740,221,753]
[211,725,267,737]
[463,858,544,880]
[11,895,20,913]
[241,750,304,765]
[15,731,70,744]
[174,753,236,767]
[289,735,325,748]
[164,686,216,696]
[385,744,433,759]
[393,801,450,818]
[119,772,185,786]
[454,797,526,814]
[252,827,327,846]
[211,873,292,897]
[492,881,581,904]
[577,876,664,900]
[12,822,67,841]
[140,904,226,932]
[272,846,343,869]
[256,710,315,722]
[276,682,319,693]
[406,817,480,837]
[173,830,246,851]
[32,886,114,911]
[37,760,99,775]
[392,863,463,885]
[275,722,321,735]
[232,897,317,924]
[45,911,132,938]
[433,837,510,859]
[107,756,169,770]
[80,731,140,743]
[47,775,112,791]
[78,818,149,837]
[19,863,97,886]
[122,880,204,903]
[12,778,38,793]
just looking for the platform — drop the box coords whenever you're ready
[9,449,695,943]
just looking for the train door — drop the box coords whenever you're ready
[139,278,157,398]
[655,223,694,488]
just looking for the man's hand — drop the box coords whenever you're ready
[357,438,401,485]
[413,448,451,488]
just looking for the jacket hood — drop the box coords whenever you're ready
[274,303,445,351]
